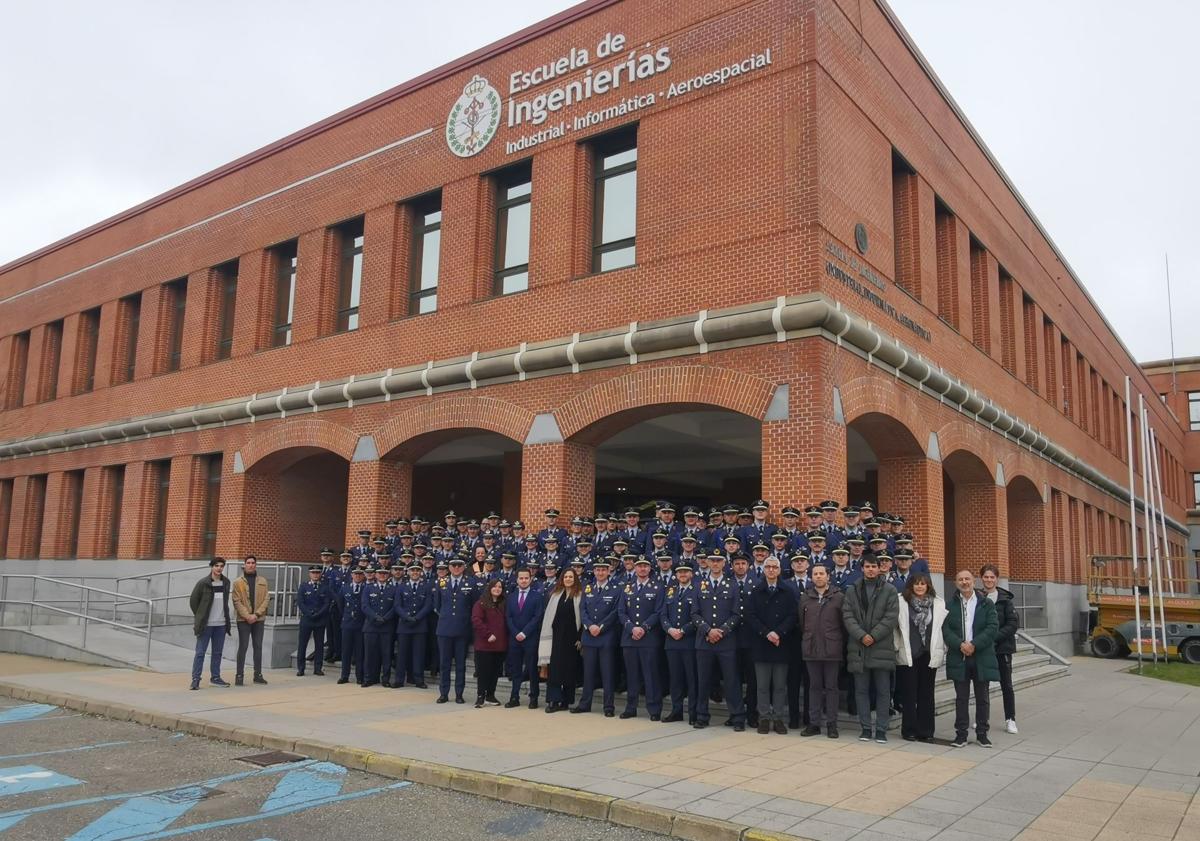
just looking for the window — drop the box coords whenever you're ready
[63,470,84,559]
[272,241,298,347]
[40,319,63,402]
[201,454,223,556]
[592,128,638,272]
[214,261,238,361]
[25,474,47,559]
[1021,295,1038,392]
[149,459,170,558]
[998,271,1016,375]
[494,162,532,295]
[335,218,364,332]
[5,330,29,409]
[163,279,187,373]
[103,465,124,559]
[116,294,141,384]
[77,307,101,393]
[934,200,958,329]
[409,195,442,315]
[891,150,918,296]
[0,478,12,559]
[1193,473,1199,508]
[1190,391,1200,431]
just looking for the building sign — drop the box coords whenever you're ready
[445,31,773,156]
[824,241,932,343]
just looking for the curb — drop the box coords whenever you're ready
[0,681,814,840]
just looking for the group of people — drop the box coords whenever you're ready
[190,500,1021,747]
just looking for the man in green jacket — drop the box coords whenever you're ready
[943,569,999,748]
[841,556,899,743]
[189,558,233,691]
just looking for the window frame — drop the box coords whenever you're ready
[78,307,101,394]
[335,219,365,333]
[272,241,298,348]
[164,279,187,373]
[1189,391,1200,432]
[493,162,533,296]
[214,261,238,361]
[409,194,442,316]
[591,127,638,274]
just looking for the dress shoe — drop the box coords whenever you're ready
[337,678,349,684]
[747,713,759,728]
[757,719,771,734]
[773,720,788,735]
[313,670,324,676]
[504,699,521,708]
[619,710,637,719]
[436,696,448,704]
[604,710,615,717]
[296,671,305,677]
[235,676,244,686]
[903,734,917,742]
[361,681,377,688]
[475,698,485,708]
[189,680,199,690]
[801,725,821,737]
[733,722,745,732]
[569,706,588,714]
[528,700,538,710]
[253,675,268,685]
[723,718,734,727]
[413,683,428,689]
[455,695,465,704]
[827,724,839,739]
[649,713,660,721]
[662,712,683,723]
[688,717,697,726]
[693,721,708,729]
[788,718,800,730]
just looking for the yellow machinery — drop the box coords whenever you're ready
[1087,556,1200,663]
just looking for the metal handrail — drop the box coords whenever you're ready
[114,561,303,626]
[0,574,154,666]
[1016,629,1071,667]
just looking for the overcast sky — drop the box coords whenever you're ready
[1,0,1196,362]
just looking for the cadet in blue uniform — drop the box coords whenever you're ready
[295,566,330,677]
[317,548,342,663]
[731,553,760,727]
[692,551,746,730]
[362,566,395,687]
[617,556,664,720]
[662,564,699,724]
[537,508,568,551]
[434,558,479,703]
[350,529,376,565]
[393,560,432,687]
[337,566,367,685]
[571,557,620,716]
[830,547,859,590]
[504,568,544,708]
[737,499,777,550]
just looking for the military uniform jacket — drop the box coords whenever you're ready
[617,579,664,647]
[434,576,479,638]
[537,526,568,550]
[732,576,757,648]
[580,580,620,648]
[691,576,740,652]
[318,565,341,596]
[349,545,376,565]
[660,584,698,650]
[737,520,778,549]
[830,564,860,591]
[339,583,367,629]
[296,581,330,623]
[361,582,395,631]
[395,579,433,632]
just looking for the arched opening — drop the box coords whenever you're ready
[578,407,761,514]
[387,430,522,520]
[1006,475,1045,584]
[845,412,937,556]
[244,447,349,561]
[942,449,998,578]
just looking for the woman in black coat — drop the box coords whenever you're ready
[980,564,1019,734]
[745,559,799,734]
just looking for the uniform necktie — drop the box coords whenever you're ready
[518,591,526,610]
[769,585,775,593]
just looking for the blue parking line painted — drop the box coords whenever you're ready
[0,704,56,724]
[0,713,82,726]
[0,733,185,763]
[120,781,411,840]
[0,765,84,797]
[259,762,346,813]
[66,786,210,841]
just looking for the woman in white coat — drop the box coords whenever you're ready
[894,572,947,742]
[537,567,583,712]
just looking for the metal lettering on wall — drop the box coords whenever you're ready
[824,241,931,343]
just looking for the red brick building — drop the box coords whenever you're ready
[1142,358,1200,567]
[0,0,1189,653]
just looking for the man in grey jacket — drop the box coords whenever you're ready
[189,558,233,691]
[841,556,898,743]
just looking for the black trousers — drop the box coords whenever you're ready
[785,640,809,727]
[297,620,325,674]
[475,650,504,699]
[340,626,364,683]
[579,645,617,713]
[236,620,264,678]
[735,646,757,720]
[364,628,394,684]
[696,648,743,725]
[665,646,697,720]
[325,603,342,658]
[896,653,936,739]
[997,652,1016,721]
[954,658,990,738]
[394,632,426,685]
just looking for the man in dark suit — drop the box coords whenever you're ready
[505,568,545,709]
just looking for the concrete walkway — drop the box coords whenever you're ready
[0,654,1196,841]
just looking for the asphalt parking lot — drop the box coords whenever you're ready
[0,697,670,841]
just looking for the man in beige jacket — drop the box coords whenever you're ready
[232,555,271,685]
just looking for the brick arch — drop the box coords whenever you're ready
[935,420,998,475]
[240,418,358,473]
[374,395,536,461]
[999,449,1048,494]
[839,375,930,459]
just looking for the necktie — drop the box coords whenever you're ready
[769,586,775,594]
[519,591,526,610]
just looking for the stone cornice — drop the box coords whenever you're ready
[0,293,1187,535]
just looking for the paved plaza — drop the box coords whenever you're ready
[0,654,1197,841]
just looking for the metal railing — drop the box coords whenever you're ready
[1016,629,1071,666]
[113,561,306,627]
[0,574,155,666]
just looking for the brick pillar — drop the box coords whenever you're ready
[1006,491,1047,582]
[233,248,270,356]
[291,227,338,344]
[0,334,12,409]
[22,323,49,406]
[1023,298,1043,396]
[39,471,73,559]
[183,267,220,368]
[344,459,412,546]
[520,441,595,526]
[530,141,583,287]
[914,176,938,310]
[0,477,12,559]
[133,284,165,380]
[969,245,1001,359]
[951,480,1008,578]
[56,312,81,399]
[1005,279,1027,384]
[436,175,487,310]
[501,450,522,522]
[7,475,47,559]
[77,467,105,558]
[117,461,158,559]
[892,167,922,300]
[163,455,206,559]
[878,456,944,573]
[360,203,408,326]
